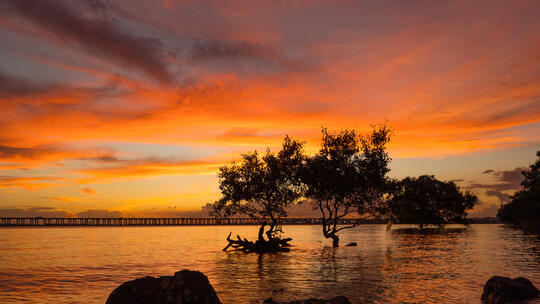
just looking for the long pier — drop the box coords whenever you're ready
[0,217,381,227]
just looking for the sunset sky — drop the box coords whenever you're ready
[0,0,539,218]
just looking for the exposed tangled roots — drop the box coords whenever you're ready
[222,232,292,253]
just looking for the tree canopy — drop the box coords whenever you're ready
[211,136,305,251]
[211,124,489,250]
[301,125,392,246]
[385,175,478,229]
[497,151,540,228]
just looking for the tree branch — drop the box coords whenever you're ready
[334,224,357,233]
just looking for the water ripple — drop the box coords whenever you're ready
[0,225,539,303]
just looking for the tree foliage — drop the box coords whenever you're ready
[385,175,478,229]
[497,151,540,228]
[211,136,305,251]
[301,125,392,247]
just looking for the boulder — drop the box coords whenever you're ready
[481,276,540,304]
[106,270,221,304]
[263,296,351,304]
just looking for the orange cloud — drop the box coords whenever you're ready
[75,157,224,184]
[1,0,539,214]
[0,176,65,190]
[81,187,96,194]
[40,196,78,202]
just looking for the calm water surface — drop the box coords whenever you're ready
[0,224,539,303]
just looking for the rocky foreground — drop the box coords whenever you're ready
[481,276,540,304]
[105,270,221,304]
[106,270,350,304]
[106,270,539,304]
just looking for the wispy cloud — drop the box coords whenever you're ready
[76,156,223,183]
[0,0,539,213]
[0,145,57,160]
[4,0,173,84]
[76,209,121,218]
[0,175,65,190]
[467,167,525,203]
[0,206,72,217]
[81,187,96,194]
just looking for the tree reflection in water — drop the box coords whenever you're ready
[211,244,387,303]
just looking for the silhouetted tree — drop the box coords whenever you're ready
[385,175,478,229]
[497,151,540,228]
[301,125,392,247]
[211,136,305,252]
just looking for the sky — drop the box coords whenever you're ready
[0,0,539,218]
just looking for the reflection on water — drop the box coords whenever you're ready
[0,225,539,303]
[390,227,468,235]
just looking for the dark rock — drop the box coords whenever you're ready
[106,270,221,304]
[481,276,540,304]
[345,242,357,247]
[263,296,351,304]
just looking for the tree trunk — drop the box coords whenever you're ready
[258,223,267,242]
[331,234,339,247]
[322,222,340,247]
[266,222,275,242]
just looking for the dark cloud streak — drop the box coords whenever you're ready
[485,189,511,203]
[469,167,524,191]
[5,0,173,84]
[76,209,121,218]
[190,39,276,62]
[80,155,122,163]
[0,206,72,217]
[188,39,306,74]
[0,145,56,160]
[0,74,50,99]
[0,207,121,218]
[468,167,525,203]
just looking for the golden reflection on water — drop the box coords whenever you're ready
[0,225,539,303]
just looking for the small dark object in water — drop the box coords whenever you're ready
[106,269,221,304]
[481,276,540,304]
[345,242,357,247]
[263,296,351,304]
[222,232,292,253]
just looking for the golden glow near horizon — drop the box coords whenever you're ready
[1,0,539,217]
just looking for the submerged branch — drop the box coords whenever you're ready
[222,231,292,253]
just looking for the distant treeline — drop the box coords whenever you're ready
[497,151,540,229]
